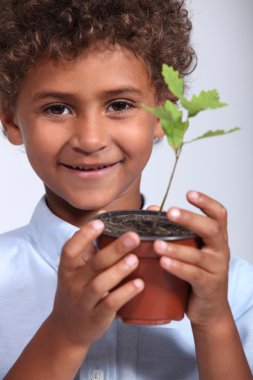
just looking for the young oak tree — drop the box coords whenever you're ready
[144,65,239,227]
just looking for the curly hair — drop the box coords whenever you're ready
[0,0,196,112]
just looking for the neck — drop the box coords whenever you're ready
[44,187,144,228]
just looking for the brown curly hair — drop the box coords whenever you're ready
[0,0,196,113]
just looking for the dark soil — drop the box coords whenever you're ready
[96,210,196,240]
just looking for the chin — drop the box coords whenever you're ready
[65,196,109,212]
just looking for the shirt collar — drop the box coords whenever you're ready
[29,196,79,271]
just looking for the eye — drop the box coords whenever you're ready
[43,104,71,116]
[107,100,135,113]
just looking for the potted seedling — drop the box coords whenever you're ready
[96,65,239,325]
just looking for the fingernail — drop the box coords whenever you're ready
[133,279,144,289]
[124,254,138,267]
[168,208,181,220]
[156,240,168,252]
[162,257,173,267]
[189,191,200,201]
[89,220,104,231]
[123,234,138,249]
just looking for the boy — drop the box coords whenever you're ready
[0,1,252,379]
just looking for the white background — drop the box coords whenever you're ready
[0,0,253,263]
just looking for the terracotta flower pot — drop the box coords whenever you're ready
[96,210,201,325]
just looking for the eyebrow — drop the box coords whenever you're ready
[32,86,143,102]
[32,91,76,102]
[100,87,143,98]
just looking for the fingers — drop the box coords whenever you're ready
[160,253,212,287]
[60,220,105,271]
[153,190,230,295]
[84,254,143,310]
[56,217,144,342]
[61,219,140,271]
[166,191,229,250]
[154,240,229,293]
[79,231,140,285]
[154,240,223,274]
[94,278,145,319]
[60,218,141,296]
[186,191,227,227]
[146,205,160,211]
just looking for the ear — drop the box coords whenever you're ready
[0,111,23,145]
[154,117,164,138]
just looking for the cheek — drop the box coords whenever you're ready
[123,119,155,158]
[20,122,64,160]
[23,136,62,182]
[24,135,54,161]
[120,130,154,173]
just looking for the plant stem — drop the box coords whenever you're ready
[152,145,183,231]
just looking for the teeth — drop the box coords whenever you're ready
[72,164,109,171]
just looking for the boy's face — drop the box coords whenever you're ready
[2,46,163,225]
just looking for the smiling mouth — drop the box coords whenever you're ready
[62,162,119,171]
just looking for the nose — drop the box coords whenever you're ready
[69,114,109,154]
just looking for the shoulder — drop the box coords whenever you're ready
[0,225,35,262]
[228,254,253,320]
[0,224,32,245]
[0,225,41,290]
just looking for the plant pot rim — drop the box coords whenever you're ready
[96,209,197,241]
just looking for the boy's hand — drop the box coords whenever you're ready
[50,221,144,347]
[154,190,231,327]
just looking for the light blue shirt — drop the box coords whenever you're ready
[0,197,253,379]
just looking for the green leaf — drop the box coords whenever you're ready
[164,99,183,123]
[142,104,169,120]
[144,100,189,151]
[162,119,189,151]
[181,90,227,117]
[161,100,189,150]
[185,127,240,144]
[162,64,184,99]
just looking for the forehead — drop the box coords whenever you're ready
[20,45,154,96]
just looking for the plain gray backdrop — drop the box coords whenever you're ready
[0,0,253,263]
